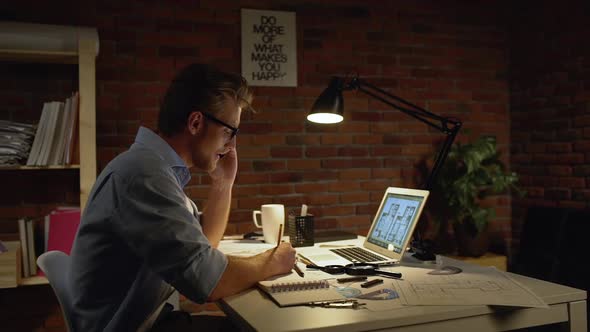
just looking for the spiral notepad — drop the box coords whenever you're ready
[258,278,344,307]
[268,280,330,293]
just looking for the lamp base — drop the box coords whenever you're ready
[409,239,436,261]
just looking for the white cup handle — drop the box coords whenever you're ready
[253,210,262,228]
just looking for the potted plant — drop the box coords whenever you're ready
[425,136,523,257]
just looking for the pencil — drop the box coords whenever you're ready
[293,260,305,278]
[297,254,313,266]
[276,223,283,248]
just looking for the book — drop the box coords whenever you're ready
[46,208,80,255]
[257,272,344,307]
[69,100,80,165]
[63,92,79,164]
[25,220,37,276]
[50,96,71,165]
[35,102,57,165]
[26,102,50,166]
[17,218,29,277]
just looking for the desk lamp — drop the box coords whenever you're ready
[308,76,462,260]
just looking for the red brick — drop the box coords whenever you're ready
[252,160,286,171]
[307,194,339,205]
[271,147,303,158]
[306,147,338,158]
[328,181,361,192]
[287,160,321,170]
[252,135,285,145]
[235,173,269,185]
[316,205,356,217]
[340,191,370,203]
[260,184,294,195]
[294,183,326,193]
[339,169,371,180]
[320,134,353,145]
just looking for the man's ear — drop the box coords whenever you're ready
[187,111,203,135]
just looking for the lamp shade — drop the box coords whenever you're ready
[307,77,344,124]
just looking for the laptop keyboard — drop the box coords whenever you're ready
[330,247,385,263]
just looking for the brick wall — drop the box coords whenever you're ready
[509,0,590,250]
[1,1,511,330]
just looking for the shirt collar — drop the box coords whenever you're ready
[132,126,191,188]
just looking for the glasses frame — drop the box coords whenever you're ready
[201,112,239,140]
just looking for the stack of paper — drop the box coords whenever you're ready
[0,120,36,166]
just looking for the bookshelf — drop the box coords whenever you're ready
[0,22,98,287]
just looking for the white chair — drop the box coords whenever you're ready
[37,251,75,332]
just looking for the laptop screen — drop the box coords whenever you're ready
[366,192,425,254]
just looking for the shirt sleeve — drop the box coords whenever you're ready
[111,171,228,303]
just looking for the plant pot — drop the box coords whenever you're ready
[453,222,490,257]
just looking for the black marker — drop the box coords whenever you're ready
[360,279,383,288]
[337,276,368,283]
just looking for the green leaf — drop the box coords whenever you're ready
[426,135,525,235]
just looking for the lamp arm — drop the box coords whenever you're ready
[424,124,460,190]
[352,78,460,134]
[349,77,462,190]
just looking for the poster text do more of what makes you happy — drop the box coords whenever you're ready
[241,9,297,87]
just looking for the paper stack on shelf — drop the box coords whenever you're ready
[0,120,36,166]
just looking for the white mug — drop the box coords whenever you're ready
[252,204,285,244]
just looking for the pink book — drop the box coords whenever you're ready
[37,208,81,277]
[46,208,81,255]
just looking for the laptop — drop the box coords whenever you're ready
[297,187,429,266]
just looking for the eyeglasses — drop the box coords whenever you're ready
[201,112,239,140]
[306,263,402,279]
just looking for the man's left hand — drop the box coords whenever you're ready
[209,143,238,184]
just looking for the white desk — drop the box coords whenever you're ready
[218,238,587,332]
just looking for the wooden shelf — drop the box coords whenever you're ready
[0,50,78,64]
[19,275,49,286]
[0,165,80,170]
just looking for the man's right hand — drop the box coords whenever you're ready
[208,242,297,301]
[265,242,296,277]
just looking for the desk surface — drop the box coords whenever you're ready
[447,252,508,271]
[219,238,587,332]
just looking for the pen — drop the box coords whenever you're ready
[293,261,305,278]
[296,254,313,266]
[307,299,365,308]
[337,276,367,283]
[276,224,283,249]
[360,279,383,288]
[300,204,308,216]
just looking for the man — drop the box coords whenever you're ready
[70,63,296,331]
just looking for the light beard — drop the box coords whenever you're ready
[191,125,221,173]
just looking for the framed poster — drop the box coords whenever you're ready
[241,8,297,87]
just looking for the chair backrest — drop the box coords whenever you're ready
[37,251,75,332]
[513,206,569,282]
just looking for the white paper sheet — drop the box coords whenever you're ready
[392,264,548,308]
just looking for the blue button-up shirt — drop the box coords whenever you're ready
[70,127,228,332]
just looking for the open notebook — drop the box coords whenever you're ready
[257,269,344,307]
